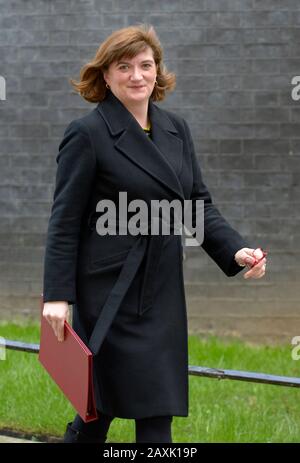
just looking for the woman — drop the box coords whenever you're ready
[42,24,266,443]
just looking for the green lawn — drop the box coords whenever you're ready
[0,322,300,443]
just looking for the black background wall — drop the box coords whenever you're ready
[0,0,299,342]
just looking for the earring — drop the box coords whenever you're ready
[106,83,110,89]
[155,80,158,86]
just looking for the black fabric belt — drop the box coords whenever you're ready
[87,223,166,356]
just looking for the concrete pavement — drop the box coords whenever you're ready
[0,435,40,443]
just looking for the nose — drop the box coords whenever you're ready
[130,66,143,81]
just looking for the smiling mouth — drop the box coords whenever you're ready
[129,85,145,88]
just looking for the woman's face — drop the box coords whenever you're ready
[104,46,157,106]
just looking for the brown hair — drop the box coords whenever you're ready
[70,24,176,103]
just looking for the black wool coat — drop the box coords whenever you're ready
[43,91,248,419]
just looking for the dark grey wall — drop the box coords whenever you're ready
[0,0,299,342]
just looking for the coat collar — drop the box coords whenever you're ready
[96,91,184,200]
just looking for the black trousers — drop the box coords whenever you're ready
[72,412,173,443]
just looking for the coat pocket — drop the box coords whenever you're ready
[88,231,136,273]
[88,248,130,274]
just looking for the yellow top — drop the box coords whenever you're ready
[143,122,151,136]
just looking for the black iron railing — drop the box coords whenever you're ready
[1,338,300,388]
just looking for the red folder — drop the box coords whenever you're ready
[38,295,98,422]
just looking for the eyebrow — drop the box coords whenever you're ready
[116,59,154,65]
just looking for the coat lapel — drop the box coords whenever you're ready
[97,91,184,200]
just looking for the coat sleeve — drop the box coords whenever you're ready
[43,120,97,303]
[183,119,250,277]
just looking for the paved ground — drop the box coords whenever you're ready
[0,435,40,443]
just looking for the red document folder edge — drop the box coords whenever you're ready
[38,295,98,422]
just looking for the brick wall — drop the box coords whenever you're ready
[0,0,299,342]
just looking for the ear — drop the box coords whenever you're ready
[103,70,109,85]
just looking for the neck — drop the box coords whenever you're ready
[123,99,150,129]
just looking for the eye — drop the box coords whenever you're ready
[142,63,152,69]
[118,64,129,71]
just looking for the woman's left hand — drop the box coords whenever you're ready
[234,247,267,279]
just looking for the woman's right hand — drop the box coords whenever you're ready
[43,301,69,342]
